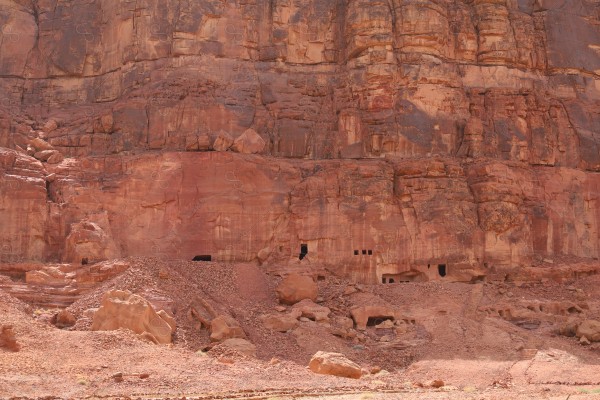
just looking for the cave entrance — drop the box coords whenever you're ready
[438,264,447,277]
[193,255,212,262]
[383,272,427,283]
[81,258,89,265]
[299,244,308,260]
[367,316,394,327]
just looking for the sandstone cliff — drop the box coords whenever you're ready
[1,0,599,283]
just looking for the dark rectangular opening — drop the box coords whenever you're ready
[368,250,372,255]
[299,244,308,260]
[193,255,212,262]
[354,250,359,256]
[362,250,367,255]
[438,264,447,277]
[367,316,394,327]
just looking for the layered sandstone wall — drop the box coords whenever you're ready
[0,0,599,283]
[2,147,599,283]
[0,1,598,165]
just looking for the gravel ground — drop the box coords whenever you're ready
[1,257,600,399]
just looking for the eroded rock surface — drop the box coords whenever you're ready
[351,305,399,330]
[0,0,598,286]
[2,148,600,284]
[0,260,130,308]
[65,220,121,264]
[0,1,598,165]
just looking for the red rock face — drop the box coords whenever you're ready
[0,1,599,283]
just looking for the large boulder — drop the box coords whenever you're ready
[292,299,330,322]
[558,319,579,337]
[276,274,318,305]
[33,149,58,162]
[260,313,299,332]
[217,338,256,357]
[329,316,356,339]
[53,310,76,328]
[308,351,362,379]
[0,325,20,352]
[211,130,234,152]
[42,119,58,133]
[91,290,175,344]
[46,151,64,164]
[577,320,600,342]
[232,128,266,154]
[210,315,246,342]
[157,310,176,332]
[29,137,55,152]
